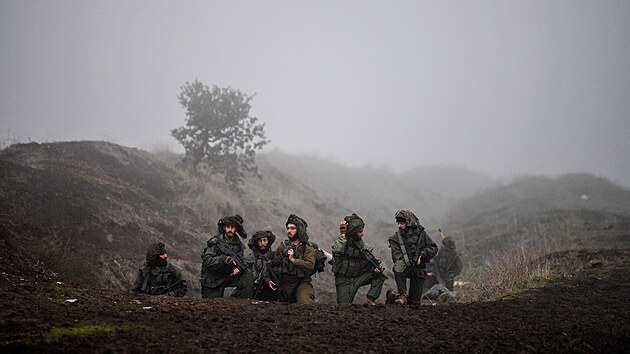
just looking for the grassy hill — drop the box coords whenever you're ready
[2,141,629,302]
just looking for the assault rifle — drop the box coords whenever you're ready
[266,263,289,300]
[150,279,185,296]
[351,240,386,276]
[252,269,266,299]
[212,234,250,274]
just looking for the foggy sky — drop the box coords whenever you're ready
[2,1,629,187]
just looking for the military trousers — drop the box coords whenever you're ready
[278,279,315,304]
[335,271,386,304]
[201,269,254,299]
[394,266,425,305]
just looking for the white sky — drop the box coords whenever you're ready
[1,1,629,187]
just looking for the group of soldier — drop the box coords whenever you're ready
[132,210,463,306]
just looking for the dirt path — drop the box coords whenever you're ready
[1,249,629,353]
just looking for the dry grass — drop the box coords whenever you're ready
[455,220,586,303]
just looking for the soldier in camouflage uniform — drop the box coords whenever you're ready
[264,214,316,304]
[388,210,438,305]
[132,241,187,297]
[331,213,386,305]
[433,236,463,291]
[246,230,277,301]
[200,215,254,299]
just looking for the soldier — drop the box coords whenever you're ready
[264,214,316,304]
[331,213,386,305]
[433,235,463,291]
[246,230,277,301]
[387,210,438,305]
[132,241,187,297]
[200,215,254,299]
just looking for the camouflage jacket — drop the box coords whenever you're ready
[331,236,373,278]
[265,240,315,283]
[132,262,187,297]
[388,227,438,269]
[200,234,247,288]
[434,246,463,279]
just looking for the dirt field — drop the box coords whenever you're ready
[1,247,629,353]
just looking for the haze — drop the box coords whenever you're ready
[1,1,629,187]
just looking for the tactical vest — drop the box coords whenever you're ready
[398,230,424,266]
[253,252,272,279]
[332,240,369,278]
[141,265,177,294]
[273,241,310,279]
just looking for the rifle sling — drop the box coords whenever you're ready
[397,232,411,267]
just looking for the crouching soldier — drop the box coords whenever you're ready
[200,215,254,299]
[264,214,316,304]
[332,213,386,305]
[246,230,277,301]
[387,210,438,305]
[434,232,463,291]
[132,241,187,297]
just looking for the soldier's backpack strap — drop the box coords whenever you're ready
[397,233,411,267]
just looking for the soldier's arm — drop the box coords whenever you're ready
[419,231,439,261]
[389,235,404,262]
[331,235,347,254]
[292,244,315,272]
[201,242,228,271]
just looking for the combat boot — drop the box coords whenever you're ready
[385,290,398,304]
[394,293,407,305]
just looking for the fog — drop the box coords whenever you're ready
[2,1,629,187]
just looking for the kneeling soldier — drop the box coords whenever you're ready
[332,213,386,305]
[132,241,187,297]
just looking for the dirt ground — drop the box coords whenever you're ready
[1,247,629,353]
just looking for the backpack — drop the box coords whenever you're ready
[309,242,328,275]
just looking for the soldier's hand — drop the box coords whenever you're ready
[339,220,347,236]
[232,267,241,277]
[374,267,382,274]
[224,256,234,265]
[287,249,294,262]
[416,256,422,266]
[268,280,277,291]
[166,291,177,297]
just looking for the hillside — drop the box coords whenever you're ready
[259,150,497,227]
[439,174,630,269]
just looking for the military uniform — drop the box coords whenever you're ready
[132,242,187,297]
[434,236,463,291]
[246,230,277,301]
[264,214,316,304]
[331,213,385,304]
[388,210,438,305]
[200,215,254,299]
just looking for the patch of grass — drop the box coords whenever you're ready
[0,324,115,347]
[43,325,114,343]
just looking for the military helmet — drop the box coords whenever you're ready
[442,236,456,247]
[394,210,421,229]
[146,241,166,263]
[248,230,276,251]
[344,213,365,239]
[286,214,309,242]
[217,214,247,239]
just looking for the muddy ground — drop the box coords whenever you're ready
[1,247,629,353]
